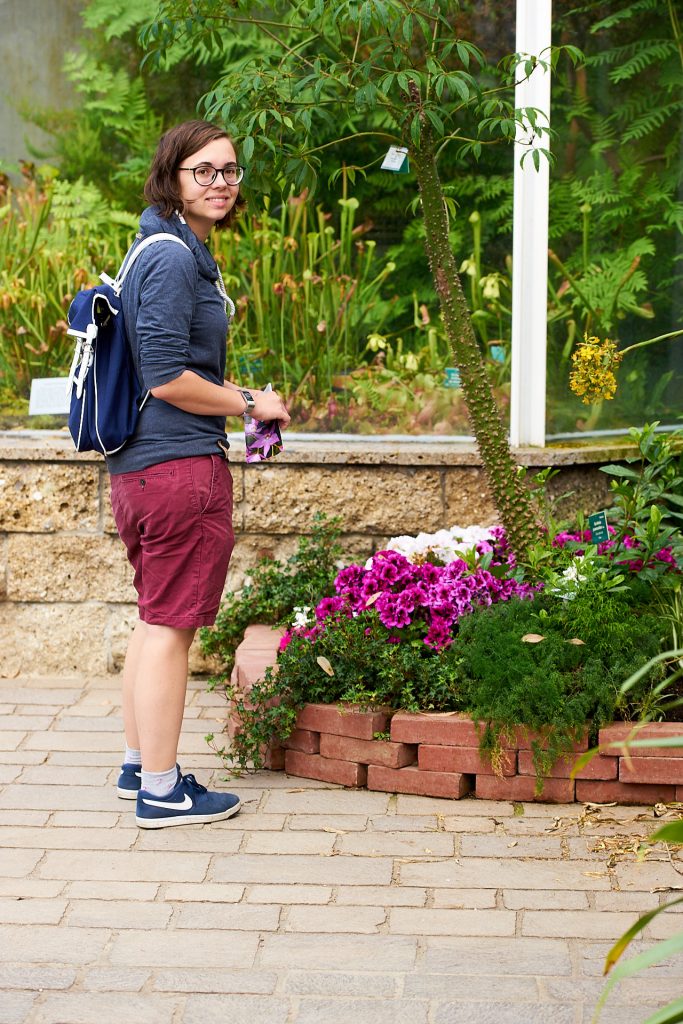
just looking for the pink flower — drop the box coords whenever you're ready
[278,630,293,653]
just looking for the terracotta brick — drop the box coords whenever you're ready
[599,722,683,757]
[575,779,676,805]
[319,733,417,769]
[475,775,575,803]
[390,712,515,749]
[619,757,683,786]
[236,654,278,689]
[241,624,286,650]
[418,744,516,777]
[284,728,320,754]
[367,764,472,799]
[514,726,589,753]
[517,750,617,781]
[263,743,286,771]
[295,703,390,741]
[284,749,367,788]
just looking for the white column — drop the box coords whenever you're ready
[509,0,552,447]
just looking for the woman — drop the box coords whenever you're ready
[108,120,290,828]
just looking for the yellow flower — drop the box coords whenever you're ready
[569,335,623,404]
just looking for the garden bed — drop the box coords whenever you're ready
[228,625,683,806]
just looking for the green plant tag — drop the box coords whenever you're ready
[444,367,461,388]
[588,510,609,544]
[380,146,409,173]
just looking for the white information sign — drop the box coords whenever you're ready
[380,146,409,172]
[29,378,71,416]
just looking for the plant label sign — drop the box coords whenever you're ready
[28,378,70,416]
[588,510,609,544]
[443,367,461,389]
[381,146,409,173]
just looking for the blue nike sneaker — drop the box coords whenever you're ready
[135,772,241,828]
[116,762,142,800]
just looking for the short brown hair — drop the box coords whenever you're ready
[144,120,246,229]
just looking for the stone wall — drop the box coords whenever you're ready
[0,430,625,677]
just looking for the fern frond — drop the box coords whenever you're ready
[587,39,676,78]
[82,0,158,40]
[590,0,662,34]
[610,41,678,82]
[622,100,683,143]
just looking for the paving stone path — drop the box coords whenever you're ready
[0,673,682,1024]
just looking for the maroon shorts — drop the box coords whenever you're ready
[110,454,234,629]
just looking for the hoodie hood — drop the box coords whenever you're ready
[138,206,219,284]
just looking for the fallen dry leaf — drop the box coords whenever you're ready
[316,655,335,677]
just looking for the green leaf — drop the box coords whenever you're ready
[570,745,599,778]
[605,906,683,976]
[599,464,641,479]
[624,736,683,750]
[642,997,683,1024]
[621,649,683,695]
[645,821,683,845]
[241,135,255,163]
[597,928,683,1021]
[425,108,445,136]
[456,41,471,68]
[450,75,471,103]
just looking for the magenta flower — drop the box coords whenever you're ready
[304,529,539,652]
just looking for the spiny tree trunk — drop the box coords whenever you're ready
[413,146,540,558]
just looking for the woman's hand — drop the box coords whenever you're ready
[250,388,291,428]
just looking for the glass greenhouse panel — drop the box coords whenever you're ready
[546,0,683,439]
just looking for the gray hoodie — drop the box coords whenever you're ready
[106,207,231,475]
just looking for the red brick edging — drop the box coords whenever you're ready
[229,625,683,805]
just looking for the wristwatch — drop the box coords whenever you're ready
[239,389,255,413]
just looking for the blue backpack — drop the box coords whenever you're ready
[66,232,190,455]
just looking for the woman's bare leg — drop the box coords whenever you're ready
[122,620,196,771]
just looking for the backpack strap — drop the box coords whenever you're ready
[101,233,191,295]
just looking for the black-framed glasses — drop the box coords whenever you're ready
[178,163,245,186]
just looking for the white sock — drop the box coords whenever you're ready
[141,766,178,798]
[124,745,142,765]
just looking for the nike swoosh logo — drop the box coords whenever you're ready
[142,794,193,810]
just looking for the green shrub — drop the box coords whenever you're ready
[199,513,345,684]
[453,588,666,779]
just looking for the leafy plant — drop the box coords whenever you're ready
[599,423,683,566]
[215,190,402,405]
[0,169,134,401]
[453,587,667,781]
[199,513,345,684]
[591,646,683,1024]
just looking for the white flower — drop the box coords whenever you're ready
[292,606,312,628]
[383,524,499,565]
[562,564,587,584]
[550,561,588,600]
